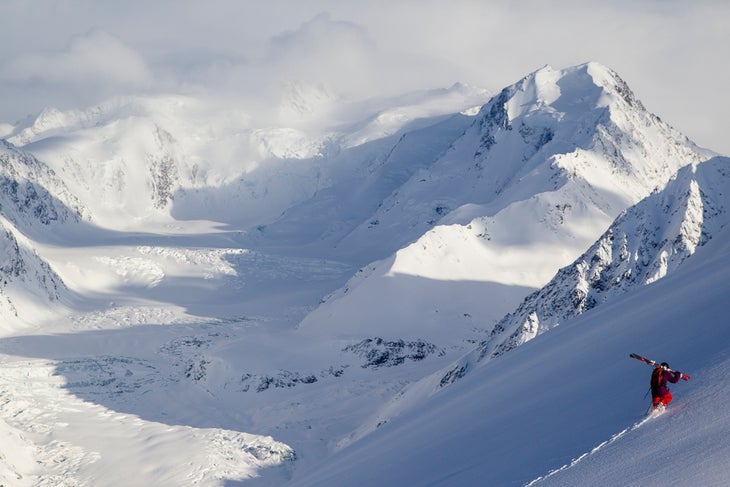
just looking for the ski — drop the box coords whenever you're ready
[629,353,690,380]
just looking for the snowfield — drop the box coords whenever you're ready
[291,220,730,487]
[0,62,728,486]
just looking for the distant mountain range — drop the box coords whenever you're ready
[0,61,728,486]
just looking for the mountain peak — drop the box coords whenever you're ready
[492,61,642,126]
[298,62,709,353]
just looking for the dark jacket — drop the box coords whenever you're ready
[651,368,680,397]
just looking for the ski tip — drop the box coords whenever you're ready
[648,407,666,418]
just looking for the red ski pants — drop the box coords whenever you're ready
[652,392,673,407]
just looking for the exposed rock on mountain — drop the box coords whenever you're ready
[0,142,82,323]
[439,156,730,386]
[483,156,730,360]
[299,62,712,346]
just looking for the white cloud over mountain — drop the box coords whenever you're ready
[0,1,728,153]
[2,30,152,87]
[0,2,729,484]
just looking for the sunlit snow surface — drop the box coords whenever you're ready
[292,223,730,486]
[0,63,726,486]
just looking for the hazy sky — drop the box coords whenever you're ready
[1,0,728,154]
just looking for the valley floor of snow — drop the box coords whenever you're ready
[0,223,471,486]
[2,218,730,486]
[289,224,730,487]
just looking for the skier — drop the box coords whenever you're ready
[650,362,681,410]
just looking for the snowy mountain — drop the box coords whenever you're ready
[434,156,730,387]
[297,62,711,347]
[286,155,730,485]
[482,156,730,360]
[0,141,86,328]
[6,85,490,233]
[0,139,85,230]
[291,218,730,486]
[0,61,727,486]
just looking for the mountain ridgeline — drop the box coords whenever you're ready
[438,156,730,387]
[0,61,728,485]
[0,141,86,325]
[296,62,712,348]
[487,158,730,356]
[0,61,720,362]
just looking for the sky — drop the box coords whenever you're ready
[1,0,728,154]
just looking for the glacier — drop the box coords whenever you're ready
[0,62,727,486]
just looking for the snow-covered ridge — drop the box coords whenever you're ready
[297,220,730,485]
[0,60,726,485]
[0,142,87,327]
[439,156,730,387]
[488,157,730,355]
[0,219,68,324]
[0,140,86,228]
[298,62,710,348]
[5,84,491,233]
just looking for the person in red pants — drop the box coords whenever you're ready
[651,362,681,410]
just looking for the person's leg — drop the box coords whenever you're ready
[661,391,673,406]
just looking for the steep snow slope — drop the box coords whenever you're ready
[440,156,730,380]
[290,200,730,487]
[0,140,85,230]
[288,156,730,479]
[298,62,711,345]
[0,141,86,328]
[249,111,478,262]
[7,86,489,233]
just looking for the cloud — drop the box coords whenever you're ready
[0,1,728,153]
[264,13,375,80]
[0,29,154,120]
[2,30,152,87]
